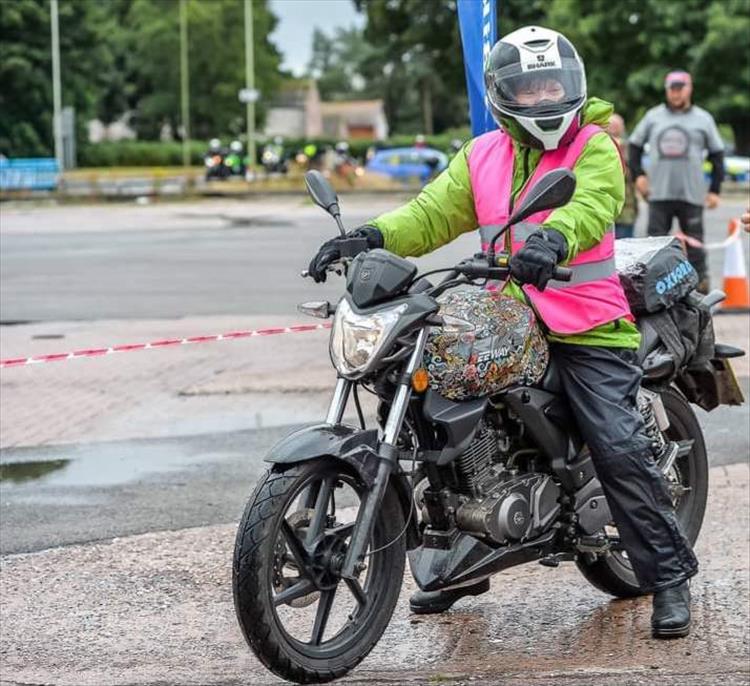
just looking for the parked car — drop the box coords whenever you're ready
[365,146,448,183]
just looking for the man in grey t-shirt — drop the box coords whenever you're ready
[629,70,725,291]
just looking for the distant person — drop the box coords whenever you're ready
[628,70,725,292]
[607,113,638,239]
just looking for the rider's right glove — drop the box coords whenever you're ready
[509,228,567,292]
[307,225,384,283]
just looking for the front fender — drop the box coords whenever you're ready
[265,423,421,550]
[265,423,380,485]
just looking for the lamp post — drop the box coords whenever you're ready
[179,0,191,168]
[50,0,63,168]
[244,0,256,169]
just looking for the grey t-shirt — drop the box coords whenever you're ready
[630,104,724,205]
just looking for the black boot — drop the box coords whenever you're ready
[409,578,490,615]
[651,581,691,638]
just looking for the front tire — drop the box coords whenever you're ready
[233,458,406,684]
[576,387,708,598]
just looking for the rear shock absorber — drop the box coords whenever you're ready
[637,388,670,461]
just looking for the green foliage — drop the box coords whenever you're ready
[355,0,469,135]
[0,0,282,157]
[0,0,117,156]
[112,0,282,140]
[76,131,471,167]
[544,0,750,153]
[78,140,207,167]
[308,26,376,101]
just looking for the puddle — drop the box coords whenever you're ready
[0,439,233,491]
[0,459,70,484]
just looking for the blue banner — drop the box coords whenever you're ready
[457,0,498,137]
[0,158,59,191]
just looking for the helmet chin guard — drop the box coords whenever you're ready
[515,109,582,150]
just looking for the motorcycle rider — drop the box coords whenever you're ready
[307,26,698,638]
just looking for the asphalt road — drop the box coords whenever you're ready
[1,376,747,555]
[1,196,748,322]
[1,196,749,554]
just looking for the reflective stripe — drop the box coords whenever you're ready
[483,223,616,246]
[548,256,617,288]
[479,224,504,243]
[513,222,543,240]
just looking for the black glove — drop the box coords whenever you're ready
[307,225,384,283]
[509,229,568,292]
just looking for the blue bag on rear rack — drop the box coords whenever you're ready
[615,237,700,313]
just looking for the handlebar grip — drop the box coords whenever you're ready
[553,266,573,282]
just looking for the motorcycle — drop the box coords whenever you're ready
[232,170,745,683]
[204,149,230,180]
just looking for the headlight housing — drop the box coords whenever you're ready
[329,299,407,377]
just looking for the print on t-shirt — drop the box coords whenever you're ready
[657,126,690,159]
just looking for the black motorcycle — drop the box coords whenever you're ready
[232,170,745,683]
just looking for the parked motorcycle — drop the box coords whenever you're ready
[232,170,745,683]
[204,138,230,180]
[262,137,289,175]
[225,140,247,177]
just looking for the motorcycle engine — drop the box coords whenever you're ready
[448,425,561,544]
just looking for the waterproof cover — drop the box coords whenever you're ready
[423,290,549,401]
[615,237,699,313]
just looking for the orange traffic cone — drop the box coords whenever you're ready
[719,218,750,313]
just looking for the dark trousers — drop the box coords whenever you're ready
[647,200,707,287]
[551,343,698,592]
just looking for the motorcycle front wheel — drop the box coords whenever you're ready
[576,387,708,598]
[233,458,406,684]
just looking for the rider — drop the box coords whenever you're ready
[307,26,698,638]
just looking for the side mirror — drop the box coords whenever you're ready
[305,170,340,217]
[509,169,576,225]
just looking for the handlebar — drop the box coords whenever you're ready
[455,255,573,284]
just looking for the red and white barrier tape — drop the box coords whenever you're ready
[0,322,332,369]
[674,217,743,251]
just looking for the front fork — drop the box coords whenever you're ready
[326,329,429,579]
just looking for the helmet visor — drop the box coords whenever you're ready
[486,58,585,117]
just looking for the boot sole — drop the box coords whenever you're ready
[410,580,490,615]
[409,601,455,615]
[652,622,690,639]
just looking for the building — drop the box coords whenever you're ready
[263,79,388,140]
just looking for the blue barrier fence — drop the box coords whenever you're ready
[0,158,60,191]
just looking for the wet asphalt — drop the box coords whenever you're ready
[1,374,748,556]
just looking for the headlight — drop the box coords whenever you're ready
[329,299,407,377]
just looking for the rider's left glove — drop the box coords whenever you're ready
[509,229,568,292]
[307,225,384,283]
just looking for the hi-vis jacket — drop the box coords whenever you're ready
[370,98,641,348]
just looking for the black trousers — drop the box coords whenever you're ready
[647,200,707,286]
[551,343,698,593]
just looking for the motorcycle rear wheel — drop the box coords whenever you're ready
[233,458,405,684]
[576,387,708,598]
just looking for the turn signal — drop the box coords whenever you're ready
[411,368,430,393]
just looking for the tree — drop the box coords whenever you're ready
[0,0,116,156]
[0,0,284,155]
[115,0,283,140]
[307,26,374,101]
[692,0,750,154]
[545,0,750,153]
[355,0,469,135]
